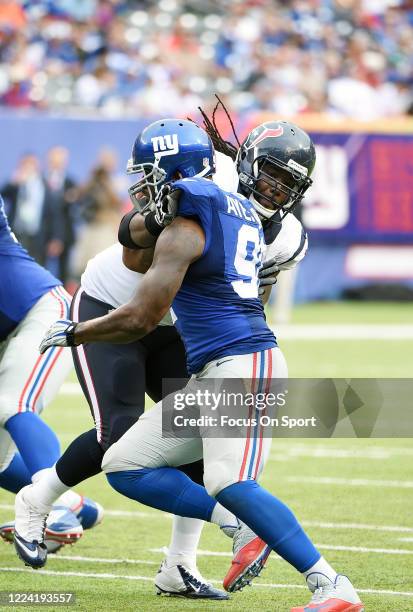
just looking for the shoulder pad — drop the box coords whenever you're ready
[264,215,308,270]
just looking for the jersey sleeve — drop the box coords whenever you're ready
[174,178,213,254]
[264,214,308,270]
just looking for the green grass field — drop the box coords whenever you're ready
[0,302,412,611]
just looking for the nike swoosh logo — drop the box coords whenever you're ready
[304,604,331,611]
[216,358,234,367]
[15,538,39,559]
[187,581,201,593]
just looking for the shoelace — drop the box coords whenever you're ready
[26,509,47,543]
[233,524,255,553]
[310,583,337,604]
[180,567,207,591]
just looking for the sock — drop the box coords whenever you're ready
[216,480,321,573]
[5,412,60,476]
[107,468,216,521]
[24,466,69,511]
[303,556,338,583]
[55,429,103,487]
[210,502,239,537]
[0,453,31,493]
[32,468,51,483]
[55,490,84,513]
[166,516,204,569]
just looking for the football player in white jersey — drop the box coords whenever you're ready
[13,120,312,599]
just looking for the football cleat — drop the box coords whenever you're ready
[0,506,83,554]
[40,506,83,547]
[14,486,49,568]
[223,522,271,592]
[291,573,364,612]
[14,530,47,569]
[58,493,104,530]
[155,560,228,600]
[14,486,82,567]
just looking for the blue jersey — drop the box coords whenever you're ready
[0,196,61,341]
[171,178,276,374]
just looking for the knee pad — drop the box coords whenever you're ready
[203,460,238,498]
[0,396,19,428]
[102,441,146,474]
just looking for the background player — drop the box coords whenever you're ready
[34,119,363,611]
[0,194,102,549]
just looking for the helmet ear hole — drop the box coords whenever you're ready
[241,151,247,160]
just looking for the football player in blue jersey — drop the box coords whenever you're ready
[0,196,103,553]
[33,119,363,612]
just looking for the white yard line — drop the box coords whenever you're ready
[301,521,413,534]
[282,476,413,488]
[272,324,413,340]
[149,546,231,557]
[0,567,412,597]
[1,503,411,533]
[270,447,413,460]
[0,567,153,581]
[314,544,413,555]
[150,544,413,556]
[50,554,158,565]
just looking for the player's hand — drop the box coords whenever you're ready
[259,256,280,279]
[154,184,180,227]
[39,319,78,354]
[258,257,279,295]
[258,276,277,296]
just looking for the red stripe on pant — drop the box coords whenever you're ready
[253,348,273,480]
[238,351,258,482]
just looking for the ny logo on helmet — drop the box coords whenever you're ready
[151,134,179,157]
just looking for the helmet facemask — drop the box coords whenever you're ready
[239,154,313,221]
[126,157,167,212]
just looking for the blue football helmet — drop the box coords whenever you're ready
[127,118,216,210]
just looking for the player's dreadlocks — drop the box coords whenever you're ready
[191,95,241,161]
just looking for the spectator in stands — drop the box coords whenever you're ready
[0,0,411,118]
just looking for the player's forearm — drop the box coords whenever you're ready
[73,304,157,344]
[122,245,155,273]
[260,285,272,305]
[129,212,158,248]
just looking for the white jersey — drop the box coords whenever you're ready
[263,212,308,270]
[81,152,306,312]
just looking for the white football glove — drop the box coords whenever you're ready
[39,319,78,354]
[259,256,280,279]
[258,276,278,296]
[154,184,181,227]
[258,258,280,296]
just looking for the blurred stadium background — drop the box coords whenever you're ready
[0,1,412,610]
[1,0,413,314]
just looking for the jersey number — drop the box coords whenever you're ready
[231,225,263,299]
